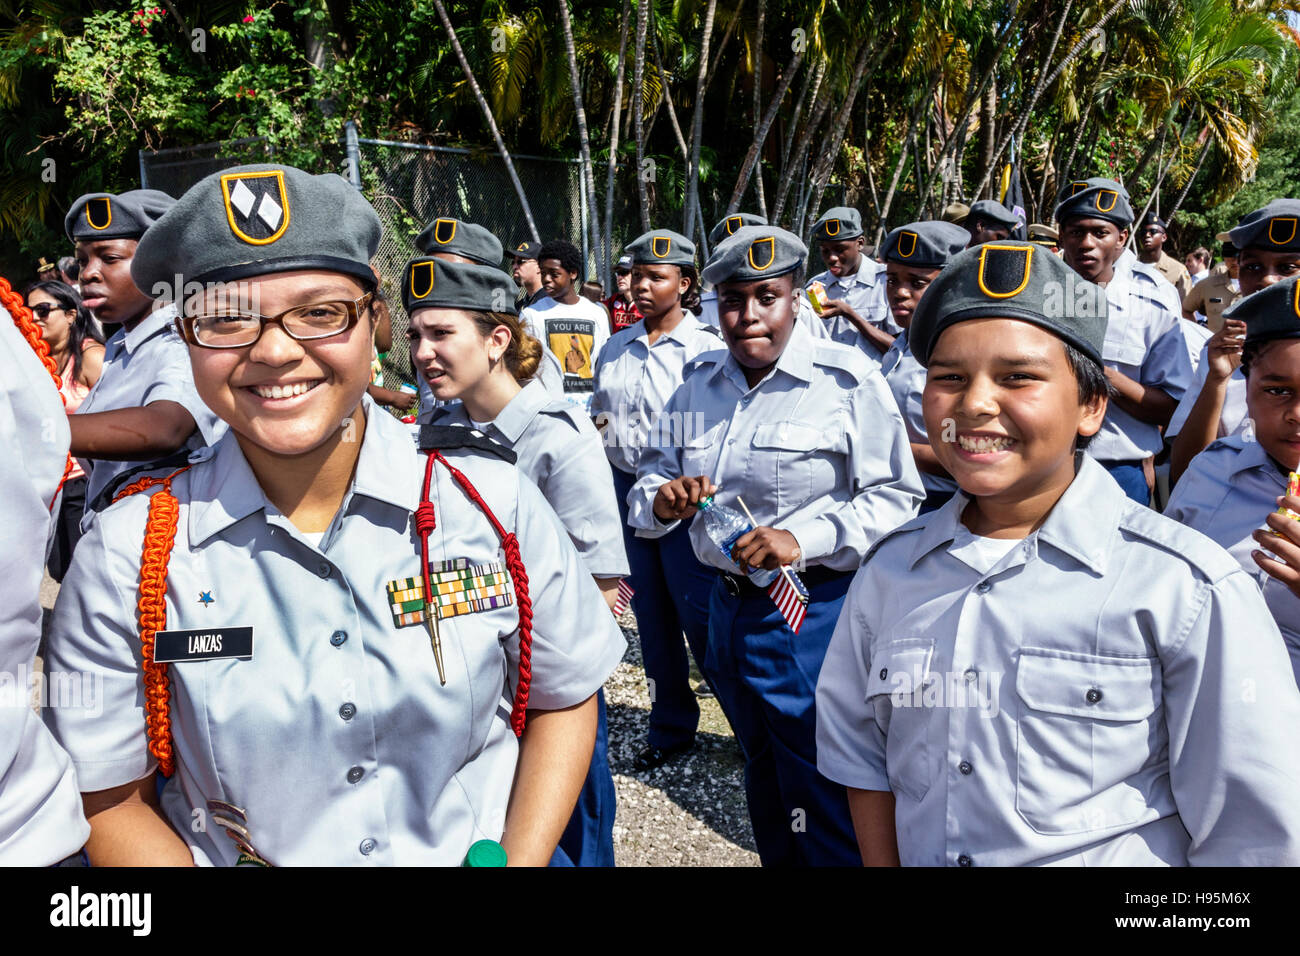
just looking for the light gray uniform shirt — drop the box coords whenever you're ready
[45,399,625,865]
[1165,345,1248,442]
[430,380,629,579]
[0,307,90,864]
[1165,432,1300,685]
[591,313,723,476]
[628,319,924,570]
[806,260,901,353]
[75,303,226,511]
[816,454,1300,866]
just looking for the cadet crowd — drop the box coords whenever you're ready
[3,161,1300,867]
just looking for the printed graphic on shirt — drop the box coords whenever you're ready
[546,319,598,392]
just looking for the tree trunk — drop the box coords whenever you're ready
[604,0,631,281]
[1166,135,1212,225]
[430,0,539,239]
[772,75,832,222]
[632,0,651,230]
[557,0,605,281]
[751,0,767,217]
[780,57,822,181]
[728,50,804,214]
[876,127,915,246]
[682,0,720,240]
[807,38,879,196]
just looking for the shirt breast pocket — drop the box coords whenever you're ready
[1014,648,1163,834]
[865,639,936,802]
[1102,321,1148,372]
[750,420,828,507]
[680,420,726,479]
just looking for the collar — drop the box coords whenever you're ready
[488,379,551,444]
[632,311,704,348]
[1227,434,1283,481]
[830,261,880,289]
[719,315,815,391]
[123,303,178,355]
[188,395,419,544]
[907,454,1120,574]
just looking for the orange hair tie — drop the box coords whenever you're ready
[1,277,76,508]
[114,466,192,777]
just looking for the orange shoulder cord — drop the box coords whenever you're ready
[113,466,192,777]
[417,450,534,735]
[0,276,76,509]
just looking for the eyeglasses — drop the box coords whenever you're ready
[29,303,71,319]
[177,293,373,349]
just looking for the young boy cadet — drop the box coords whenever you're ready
[65,189,226,515]
[816,240,1300,866]
[1166,276,1300,687]
[805,206,899,356]
[1054,177,1193,503]
[963,199,1021,246]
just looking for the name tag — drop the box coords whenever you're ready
[154,627,254,663]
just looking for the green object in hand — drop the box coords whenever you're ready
[462,839,507,867]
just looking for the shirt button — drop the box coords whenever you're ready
[317,561,331,578]
[347,766,364,784]
[359,839,376,856]
[330,630,348,647]
[1086,688,1103,705]
[339,702,357,721]
[975,581,992,594]
[957,854,973,867]
[963,668,978,682]
[878,667,888,680]
[958,760,973,775]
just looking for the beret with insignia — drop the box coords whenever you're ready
[967,200,1021,231]
[415,217,504,265]
[624,228,696,268]
[811,206,863,241]
[402,256,520,316]
[708,212,768,246]
[65,189,176,242]
[1225,199,1300,253]
[1140,212,1169,232]
[510,239,542,261]
[1231,276,1300,349]
[701,225,807,285]
[883,220,970,268]
[1054,176,1135,228]
[909,240,1109,369]
[131,164,380,298]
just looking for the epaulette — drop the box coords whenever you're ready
[1117,504,1242,586]
[862,511,931,566]
[683,346,728,376]
[418,424,517,464]
[89,448,195,515]
[811,338,872,381]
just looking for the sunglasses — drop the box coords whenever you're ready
[30,303,71,319]
[177,293,373,349]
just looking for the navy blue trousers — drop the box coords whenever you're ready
[553,688,616,866]
[611,467,714,750]
[1101,460,1150,505]
[704,571,862,867]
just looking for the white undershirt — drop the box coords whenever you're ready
[950,524,1025,575]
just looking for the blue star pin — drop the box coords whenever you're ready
[198,591,214,607]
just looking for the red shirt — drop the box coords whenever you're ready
[604,296,641,332]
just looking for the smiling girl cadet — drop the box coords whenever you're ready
[405,253,629,866]
[43,164,625,867]
[629,225,923,866]
[816,241,1300,867]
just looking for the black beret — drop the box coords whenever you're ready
[1226,199,1300,253]
[909,240,1108,369]
[1054,177,1135,228]
[131,165,380,299]
[402,257,519,316]
[1139,212,1169,232]
[702,225,807,285]
[1233,276,1300,348]
[708,213,767,246]
[509,239,541,260]
[967,200,1021,231]
[624,228,696,267]
[415,217,504,265]
[65,189,176,242]
[811,206,863,241]
[883,220,970,268]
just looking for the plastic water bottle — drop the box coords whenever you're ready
[695,496,777,587]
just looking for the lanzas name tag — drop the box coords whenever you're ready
[154,627,254,663]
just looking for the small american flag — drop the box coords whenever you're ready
[612,578,635,617]
[766,567,810,634]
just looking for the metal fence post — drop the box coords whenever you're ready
[345,120,362,190]
[578,158,590,278]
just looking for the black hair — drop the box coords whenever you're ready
[25,280,103,381]
[1062,340,1114,451]
[537,240,582,278]
[1239,337,1297,379]
[681,265,703,316]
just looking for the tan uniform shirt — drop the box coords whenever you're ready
[1183,272,1242,332]
[1149,250,1193,301]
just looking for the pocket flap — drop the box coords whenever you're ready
[1102,337,1146,368]
[752,421,824,452]
[866,640,935,700]
[1016,649,1160,720]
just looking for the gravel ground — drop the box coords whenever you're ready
[38,574,759,866]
